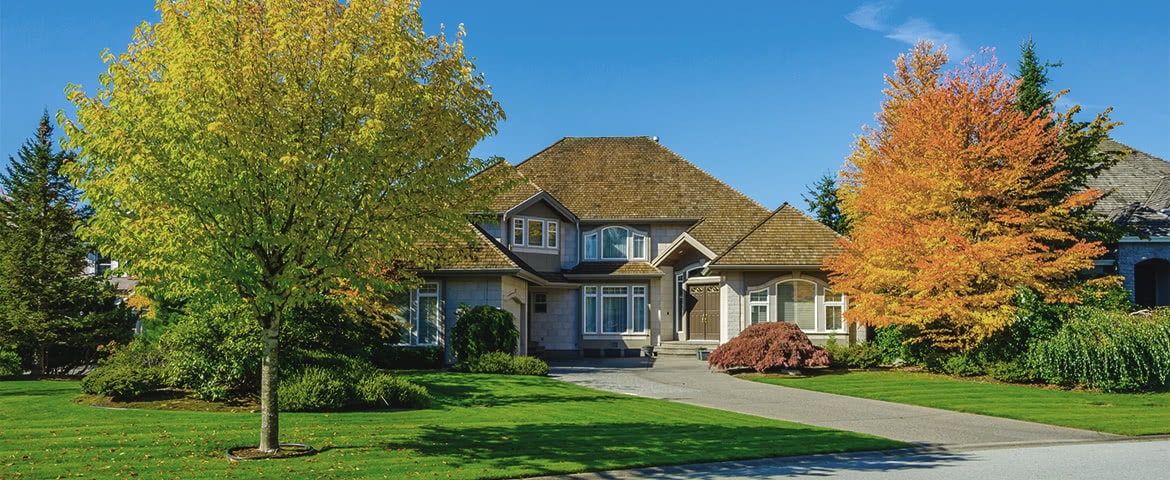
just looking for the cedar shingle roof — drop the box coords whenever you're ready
[1086,140,1170,237]
[438,223,535,271]
[710,204,842,267]
[506,137,770,255]
[565,262,662,276]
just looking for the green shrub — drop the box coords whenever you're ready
[0,350,21,377]
[986,360,1035,384]
[159,301,261,401]
[460,351,515,374]
[510,356,550,376]
[1029,307,1170,392]
[373,346,444,370]
[872,326,913,365]
[708,322,830,373]
[941,353,984,377]
[279,367,353,412]
[80,364,163,399]
[452,305,518,362]
[355,372,431,409]
[825,338,882,369]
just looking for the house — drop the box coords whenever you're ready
[1086,140,1170,307]
[395,136,859,359]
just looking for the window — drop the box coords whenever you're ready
[533,293,547,313]
[547,222,558,248]
[749,289,768,325]
[511,217,558,250]
[582,284,648,334]
[397,282,443,346]
[582,226,648,261]
[778,280,817,331]
[754,279,847,333]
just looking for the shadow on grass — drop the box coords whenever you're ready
[382,421,924,477]
[631,448,972,478]
[0,380,78,397]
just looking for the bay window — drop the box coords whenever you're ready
[749,278,846,333]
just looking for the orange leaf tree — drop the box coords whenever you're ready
[827,42,1106,350]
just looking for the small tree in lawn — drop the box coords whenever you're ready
[62,0,506,453]
[828,42,1106,350]
[707,322,830,373]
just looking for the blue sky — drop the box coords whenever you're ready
[2,1,1167,210]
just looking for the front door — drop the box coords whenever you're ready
[686,284,720,341]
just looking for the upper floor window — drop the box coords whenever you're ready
[583,226,647,261]
[512,217,558,250]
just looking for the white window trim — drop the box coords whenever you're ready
[511,216,559,251]
[581,225,649,261]
[748,288,768,326]
[582,284,649,335]
[400,282,444,346]
[745,276,848,334]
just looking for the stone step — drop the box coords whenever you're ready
[653,341,719,358]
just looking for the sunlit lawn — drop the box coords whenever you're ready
[1,372,906,479]
[748,370,1170,436]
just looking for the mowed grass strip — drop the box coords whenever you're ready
[1,373,905,479]
[747,370,1170,436]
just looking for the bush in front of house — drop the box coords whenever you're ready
[940,353,985,377]
[356,372,432,409]
[373,345,444,370]
[708,322,830,373]
[457,351,549,376]
[0,349,21,377]
[1029,307,1170,392]
[451,304,518,362]
[79,339,166,399]
[985,359,1035,384]
[824,338,882,369]
[279,366,353,412]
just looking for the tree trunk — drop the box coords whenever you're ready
[258,325,281,452]
[31,345,45,376]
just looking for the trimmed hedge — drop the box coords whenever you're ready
[279,367,352,412]
[80,364,163,400]
[458,351,549,376]
[356,372,431,409]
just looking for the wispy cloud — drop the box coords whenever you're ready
[846,2,968,59]
[845,1,889,31]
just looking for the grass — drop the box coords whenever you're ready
[747,370,1170,436]
[1,372,906,479]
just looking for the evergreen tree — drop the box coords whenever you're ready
[802,173,850,234]
[0,113,129,374]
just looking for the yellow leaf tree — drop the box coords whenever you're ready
[828,42,1106,350]
[61,0,505,453]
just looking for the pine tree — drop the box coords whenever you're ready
[0,114,125,374]
[802,173,850,234]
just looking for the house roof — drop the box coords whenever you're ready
[435,223,537,272]
[1087,139,1170,237]
[506,136,771,255]
[564,261,663,276]
[709,203,842,267]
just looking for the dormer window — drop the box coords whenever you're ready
[583,226,648,261]
[511,216,558,250]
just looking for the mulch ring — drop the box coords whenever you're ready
[227,443,316,461]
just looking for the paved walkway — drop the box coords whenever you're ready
[548,356,1119,449]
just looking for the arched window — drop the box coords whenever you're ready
[749,278,846,333]
[583,226,648,261]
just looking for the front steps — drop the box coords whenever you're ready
[654,340,719,358]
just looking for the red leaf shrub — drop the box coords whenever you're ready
[708,322,830,372]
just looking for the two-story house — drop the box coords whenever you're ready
[395,136,861,359]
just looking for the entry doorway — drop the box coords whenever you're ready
[686,284,720,341]
[1135,258,1170,307]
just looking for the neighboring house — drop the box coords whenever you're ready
[400,136,859,359]
[1086,140,1170,308]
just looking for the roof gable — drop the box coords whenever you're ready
[710,203,842,267]
[1088,139,1170,215]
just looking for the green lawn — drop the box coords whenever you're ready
[748,370,1170,436]
[1,373,905,479]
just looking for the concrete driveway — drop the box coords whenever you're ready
[548,356,1119,449]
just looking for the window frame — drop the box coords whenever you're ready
[397,281,444,346]
[581,284,649,335]
[749,288,769,325]
[746,277,847,333]
[581,226,648,261]
[511,216,559,250]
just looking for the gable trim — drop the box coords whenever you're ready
[504,191,579,224]
[651,232,718,267]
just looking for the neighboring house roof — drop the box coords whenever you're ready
[507,136,771,255]
[1087,139,1170,237]
[709,203,842,268]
